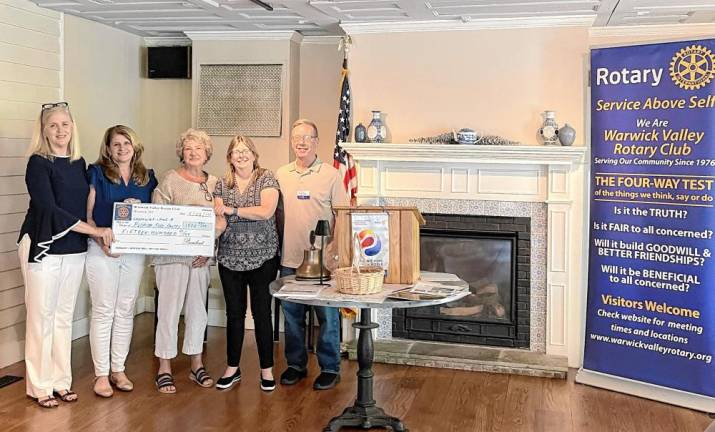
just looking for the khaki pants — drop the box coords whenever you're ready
[154,263,210,359]
[19,234,85,398]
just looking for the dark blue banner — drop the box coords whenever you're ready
[585,39,715,397]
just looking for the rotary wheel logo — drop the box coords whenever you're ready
[357,229,381,257]
[669,44,715,90]
[118,206,130,218]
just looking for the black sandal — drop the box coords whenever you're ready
[53,390,78,402]
[34,395,58,408]
[155,373,176,394]
[189,367,213,388]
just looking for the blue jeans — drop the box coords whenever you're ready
[280,266,340,374]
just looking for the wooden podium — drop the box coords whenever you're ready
[333,206,425,284]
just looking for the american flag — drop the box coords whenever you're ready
[333,58,357,204]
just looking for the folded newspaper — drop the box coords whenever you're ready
[387,280,468,301]
[274,280,326,298]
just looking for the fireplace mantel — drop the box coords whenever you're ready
[343,143,585,165]
[344,142,588,367]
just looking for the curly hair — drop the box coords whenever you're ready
[176,128,213,163]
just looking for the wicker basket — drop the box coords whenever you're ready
[335,265,384,295]
[335,233,385,295]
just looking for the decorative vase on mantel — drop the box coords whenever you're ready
[538,110,559,146]
[367,110,387,143]
[558,123,576,146]
[354,123,367,143]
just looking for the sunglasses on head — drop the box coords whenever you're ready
[41,102,69,111]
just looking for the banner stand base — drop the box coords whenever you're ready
[576,368,715,413]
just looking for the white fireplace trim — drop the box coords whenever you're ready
[344,143,588,367]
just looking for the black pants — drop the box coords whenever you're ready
[218,257,278,369]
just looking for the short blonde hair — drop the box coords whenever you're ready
[176,128,213,163]
[291,119,319,138]
[27,104,82,161]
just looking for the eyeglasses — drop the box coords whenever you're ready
[41,102,69,111]
[291,135,317,144]
[199,182,213,202]
[231,149,252,157]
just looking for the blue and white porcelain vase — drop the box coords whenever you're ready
[367,111,387,143]
[538,110,559,146]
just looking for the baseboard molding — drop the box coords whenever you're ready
[140,295,155,313]
[576,368,715,412]
[71,317,89,341]
[0,340,24,369]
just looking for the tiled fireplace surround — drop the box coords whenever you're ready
[343,143,588,371]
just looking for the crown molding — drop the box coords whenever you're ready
[184,31,303,43]
[589,23,715,43]
[143,36,191,47]
[301,35,343,45]
[340,15,595,35]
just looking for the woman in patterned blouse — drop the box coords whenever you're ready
[213,135,279,392]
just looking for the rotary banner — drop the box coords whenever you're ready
[576,39,715,411]
[350,213,389,271]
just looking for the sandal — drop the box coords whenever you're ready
[53,389,78,403]
[155,373,176,394]
[189,367,213,388]
[34,395,58,408]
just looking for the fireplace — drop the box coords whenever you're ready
[392,213,530,348]
[344,142,586,365]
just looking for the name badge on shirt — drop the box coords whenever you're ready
[297,190,310,200]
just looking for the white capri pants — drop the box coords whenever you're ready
[85,240,146,376]
[18,234,85,398]
[154,262,210,359]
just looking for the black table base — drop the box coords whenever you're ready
[324,308,407,432]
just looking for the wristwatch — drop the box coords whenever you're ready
[232,207,238,216]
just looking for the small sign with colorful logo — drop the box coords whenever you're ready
[351,213,390,271]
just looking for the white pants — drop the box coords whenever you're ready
[18,234,85,398]
[86,241,145,376]
[154,263,210,359]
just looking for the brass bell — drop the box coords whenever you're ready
[295,230,331,281]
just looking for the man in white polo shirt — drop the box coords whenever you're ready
[276,119,349,390]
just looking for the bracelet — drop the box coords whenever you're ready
[233,207,239,217]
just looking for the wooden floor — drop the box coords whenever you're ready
[0,313,711,432]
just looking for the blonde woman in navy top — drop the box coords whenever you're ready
[85,125,157,398]
[17,102,113,408]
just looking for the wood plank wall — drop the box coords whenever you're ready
[0,0,62,368]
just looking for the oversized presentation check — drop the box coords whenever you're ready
[111,203,215,256]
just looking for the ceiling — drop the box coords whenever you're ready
[30,0,715,38]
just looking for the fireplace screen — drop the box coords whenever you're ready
[420,233,514,324]
[393,213,529,348]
